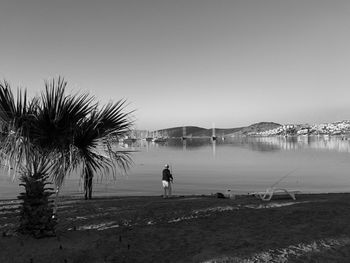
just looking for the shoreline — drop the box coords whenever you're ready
[1,190,350,202]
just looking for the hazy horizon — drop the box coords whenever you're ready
[1,0,350,130]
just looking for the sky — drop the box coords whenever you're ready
[1,0,350,130]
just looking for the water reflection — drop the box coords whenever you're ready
[212,139,216,158]
[223,136,281,152]
[122,136,350,154]
[182,139,187,151]
[251,136,350,153]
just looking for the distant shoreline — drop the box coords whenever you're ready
[2,191,350,202]
[136,121,350,138]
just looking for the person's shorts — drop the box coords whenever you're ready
[162,180,169,188]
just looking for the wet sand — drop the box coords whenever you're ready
[1,193,350,262]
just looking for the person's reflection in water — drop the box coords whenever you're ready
[182,139,187,151]
[212,139,216,158]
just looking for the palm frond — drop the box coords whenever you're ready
[96,100,134,138]
[33,77,95,150]
[19,150,52,180]
[0,81,38,173]
[0,81,36,134]
[0,81,16,124]
[1,77,134,192]
[75,147,133,182]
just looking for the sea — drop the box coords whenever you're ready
[1,135,350,199]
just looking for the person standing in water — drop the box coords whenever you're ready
[162,164,173,198]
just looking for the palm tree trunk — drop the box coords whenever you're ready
[18,171,56,238]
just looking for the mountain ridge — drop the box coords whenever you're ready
[134,120,350,138]
[155,122,281,138]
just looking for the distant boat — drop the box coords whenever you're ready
[145,131,153,141]
[122,131,137,144]
[152,137,167,143]
[182,126,187,140]
[212,123,217,140]
[152,130,168,143]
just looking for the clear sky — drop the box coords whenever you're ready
[1,0,350,130]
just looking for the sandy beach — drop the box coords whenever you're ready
[1,193,350,262]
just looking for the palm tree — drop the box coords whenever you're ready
[0,77,133,237]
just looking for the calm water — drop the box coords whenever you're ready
[1,136,350,199]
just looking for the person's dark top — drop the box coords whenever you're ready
[162,168,173,182]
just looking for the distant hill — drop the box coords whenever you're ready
[226,122,282,136]
[155,122,281,138]
[136,121,350,138]
[231,120,350,137]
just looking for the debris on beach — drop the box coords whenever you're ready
[68,221,117,231]
[243,201,309,209]
[60,201,311,231]
[203,237,350,263]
